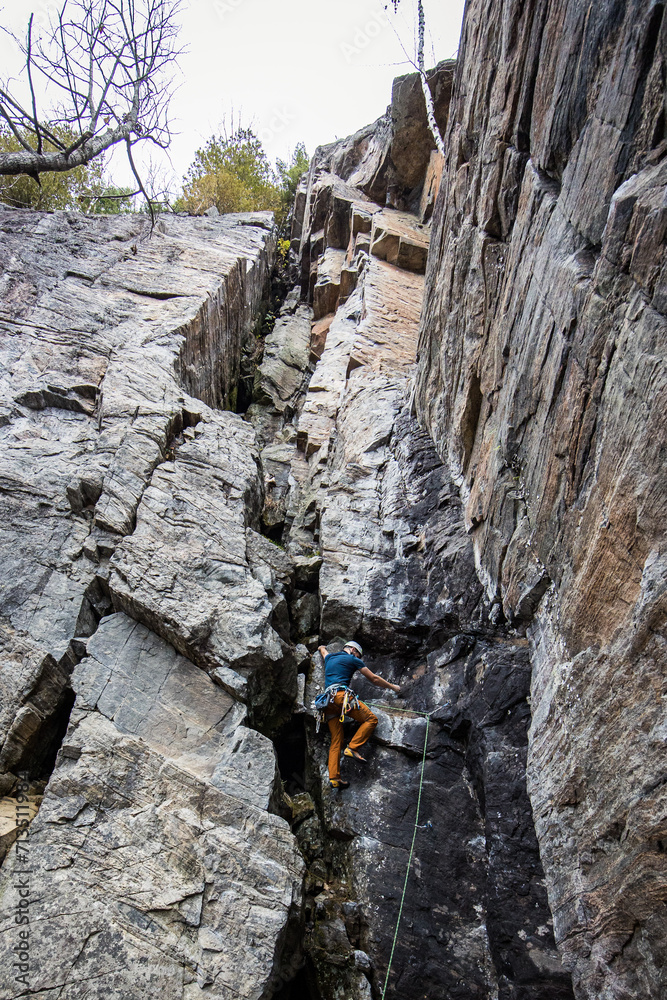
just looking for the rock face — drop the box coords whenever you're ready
[0,209,304,999]
[0,613,302,999]
[292,60,455,301]
[414,1,667,998]
[107,410,297,725]
[248,66,572,1000]
[0,9,664,999]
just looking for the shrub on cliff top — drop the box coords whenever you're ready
[175,129,308,232]
[275,142,309,228]
[174,127,279,216]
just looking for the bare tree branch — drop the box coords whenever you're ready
[385,0,446,156]
[26,15,44,154]
[0,121,132,175]
[58,6,84,131]
[0,0,183,210]
[78,185,140,213]
[126,136,154,226]
[64,131,93,157]
[0,85,67,150]
[0,106,35,153]
[416,0,445,156]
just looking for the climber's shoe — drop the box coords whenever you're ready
[344,747,366,762]
[330,779,350,790]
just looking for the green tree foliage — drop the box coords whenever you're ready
[174,128,279,217]
[175,130,309,232]
[0,126,134,213]
[276,142,309,229]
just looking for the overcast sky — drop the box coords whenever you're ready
[0,0,464,193]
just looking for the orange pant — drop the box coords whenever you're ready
[326,691,378,781]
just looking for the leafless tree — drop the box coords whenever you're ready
[415,0,445,155]
[0,0,183,211]
[387,0,445,156]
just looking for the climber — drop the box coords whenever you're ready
[316,640,401,790]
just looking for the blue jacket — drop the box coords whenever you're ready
[324,651,366,688]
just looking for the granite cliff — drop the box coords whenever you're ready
[415,2,667,997]
[0,3,665,1000]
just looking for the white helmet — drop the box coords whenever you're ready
[345,641,363,656]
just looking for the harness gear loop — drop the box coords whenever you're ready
[316,690,439,998]
[313,684,360,732]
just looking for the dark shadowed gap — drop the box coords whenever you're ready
[235,257,297,416]
[261,517,285,544]
[273,717,307,796]
[271,958,322,1000]
[236,335,264,414]
[37,687,76,780]
[7,681,78,787]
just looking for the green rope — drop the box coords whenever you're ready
[380,710,431,999]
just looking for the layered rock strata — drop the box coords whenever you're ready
[242,68,574,1000]
[414,2,667,998]
[0,10,663,998]
[292,60,455,306]
[0,210,304,999]
[0,612,303,998]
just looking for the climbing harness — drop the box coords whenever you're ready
[313,684,360,732]
[364,701,438,1000]
[315,689,441,995]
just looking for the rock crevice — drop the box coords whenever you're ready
[0,7,664,998]
[0,208,303,1000]
[241,67,575,1000]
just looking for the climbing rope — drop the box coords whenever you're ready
[367,702,435,999]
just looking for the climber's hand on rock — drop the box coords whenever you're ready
[390,683,401,694]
